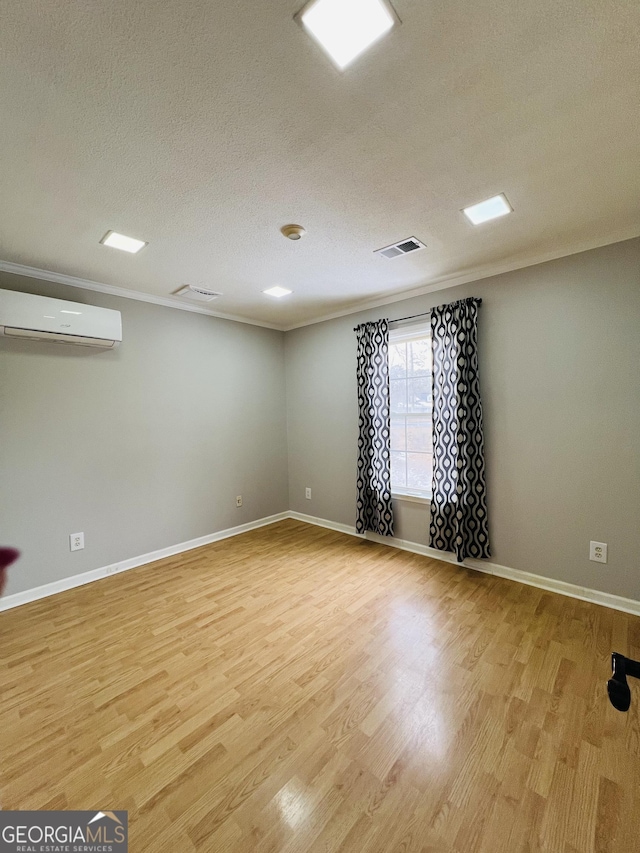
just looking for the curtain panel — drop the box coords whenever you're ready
[430,298,491,561]
[355,320,394,536]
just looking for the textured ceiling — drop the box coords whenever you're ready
[0,0,639,328]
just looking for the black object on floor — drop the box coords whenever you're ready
[608,652,640,712]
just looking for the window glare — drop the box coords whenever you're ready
[408,339,432,375]
[389,343,406,377]
[391,451,407,488]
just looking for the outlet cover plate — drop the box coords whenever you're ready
[70,532,84,552]
[589,541,607,563]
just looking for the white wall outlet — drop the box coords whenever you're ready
[305,487,312,500]
[70,532,84,552]
[589,541,607,563]
[236,495,243,507]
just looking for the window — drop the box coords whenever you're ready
[389,321,433,500]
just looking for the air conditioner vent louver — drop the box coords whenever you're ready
[174,285,223,302]
[0,289,122,348]
[375,236,426,259]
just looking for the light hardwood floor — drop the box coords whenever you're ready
[1,519,639,852]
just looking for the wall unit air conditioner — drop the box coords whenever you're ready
[0,289,122,349]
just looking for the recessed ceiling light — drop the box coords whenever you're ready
[263,286,293,298]
[462,194,513,226]
[298,0,397,70]
[100,230,148,254]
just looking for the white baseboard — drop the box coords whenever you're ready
[289,512,640,617]
[0,512,289,613]
[287,511,361,538]
[3,510,639,618]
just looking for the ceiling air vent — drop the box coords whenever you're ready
[375,236,426,259]
[174,285,222,302]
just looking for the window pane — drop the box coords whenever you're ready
[388,342,407,379]
[408,377,432,413]
[406,416,431,452]
[390,418,406,451]
[407,453,432,490]
[391,451,407,489]
[388,328,433,496]
[390,378,407,414]
[408,339,432,376]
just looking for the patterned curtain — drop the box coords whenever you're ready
[429,298,491,561]
[355,320,394,536]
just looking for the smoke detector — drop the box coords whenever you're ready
[174,285,222,302]
[281,224,306,241]
[374,236,426,259]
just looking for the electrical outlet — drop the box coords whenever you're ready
[236,495,243,507]
[589,541,607,564]
[305,487,312,500]
[70,532,84,552]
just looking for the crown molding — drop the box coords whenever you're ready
[2,226,638,334]
[281,227,640,331]
[0,260,282,331]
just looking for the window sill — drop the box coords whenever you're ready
[392,492,431,505]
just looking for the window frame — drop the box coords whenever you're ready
[388,319,433,503]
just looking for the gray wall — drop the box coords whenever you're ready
[2,237,639,603]
[0,273,288,596]
[285,237,640,600]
